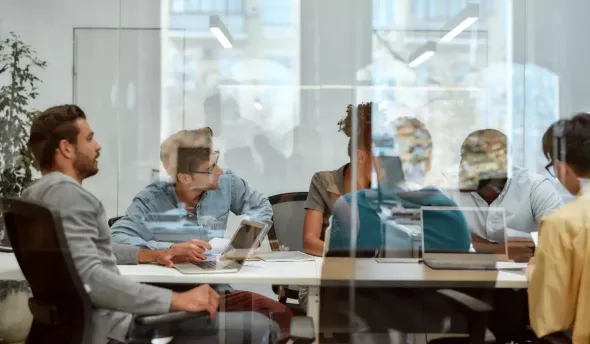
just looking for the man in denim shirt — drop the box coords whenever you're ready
[112,128,272,247]
[111,127,291,340]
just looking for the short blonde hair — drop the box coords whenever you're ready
[160,127,213,179]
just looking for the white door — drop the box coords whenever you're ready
[74,28,178,219]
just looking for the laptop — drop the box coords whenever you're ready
[174,220,269,274]
[378,207,422,262]
[421,206,508,270]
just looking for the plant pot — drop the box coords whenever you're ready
[0,281,32,344]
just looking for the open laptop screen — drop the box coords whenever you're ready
[221,220,267,264]
[421,206,508,257]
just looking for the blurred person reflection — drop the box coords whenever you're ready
[321,115,473,342]
[328,116,471,255]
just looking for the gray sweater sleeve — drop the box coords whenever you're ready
[48,183,172,315]
[112,243,140,265]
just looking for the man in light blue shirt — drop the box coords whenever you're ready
[111,127,273,249]
[111,127,292,340]
[451,129,563,242]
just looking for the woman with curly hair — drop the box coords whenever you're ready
[302,102,374,257]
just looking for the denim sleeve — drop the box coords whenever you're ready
[229,173,273,225]
[111,198,174,250]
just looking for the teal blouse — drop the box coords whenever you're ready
[328,188,471,254]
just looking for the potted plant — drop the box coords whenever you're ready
[0,32,46,344]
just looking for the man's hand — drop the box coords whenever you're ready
[170,284,220,319]
[155,245,209,267]
[158,240,211,267]
[171,239,212,252]
[137,240,212,267]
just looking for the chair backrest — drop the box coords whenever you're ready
[267,192,308,252]
[1,198,93,344]
[108,216,123,227]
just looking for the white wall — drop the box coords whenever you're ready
[0,0,162,109]
[0,0,165,218]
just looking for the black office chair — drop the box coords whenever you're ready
[0,198,210,344]
[267,192,308,313]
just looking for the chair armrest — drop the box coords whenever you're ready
[0,246,13,253]
[539,332,572,344]
[437,289,493,313]
[289,316,315,344]
[135,311,209,326]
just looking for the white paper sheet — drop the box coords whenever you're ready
[496,261,528,270]
[531,232,539,246]
[207,237,231,255]
[256,251,315,262]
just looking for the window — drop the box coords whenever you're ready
[171,0,243,14]
[373,0,395,28]
[185,0,200,12]
[411,0,475,20]
[228,0,242,13]
[412,0,426,18]
[450,0,466,16]
[200,0,214,12]
[263,0,292,25]
[171,0,184,13]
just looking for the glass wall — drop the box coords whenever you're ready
[2,0,579,219]
[2,0,590,342]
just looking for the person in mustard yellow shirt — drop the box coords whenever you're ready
[528,113,590,343]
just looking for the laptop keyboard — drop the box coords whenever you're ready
[193,261,220,270]
[425,260,496,270]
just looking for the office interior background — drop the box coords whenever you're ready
[1,0,588,221]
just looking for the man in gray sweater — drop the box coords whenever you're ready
[22,104,278,344]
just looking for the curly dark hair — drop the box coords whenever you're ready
[337,102,373,157]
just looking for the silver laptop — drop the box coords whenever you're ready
[421,206,507,270]
[174,220,269,274]
[377,207,422,262]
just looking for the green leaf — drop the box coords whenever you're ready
[0,32,44,198]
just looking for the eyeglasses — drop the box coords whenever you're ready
[191,150,220,174]
[545,161,555,177]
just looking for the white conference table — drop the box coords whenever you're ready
[0,252,324,341]
[0,252,528,342]
[320,257,529,289]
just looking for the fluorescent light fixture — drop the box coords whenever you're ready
[254,99,263,110]
[440,4,479,42]
[408,41,436,68]
[209,15,233,48]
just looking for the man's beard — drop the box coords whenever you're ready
[189,178,219,191]
[74,150,99,180]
